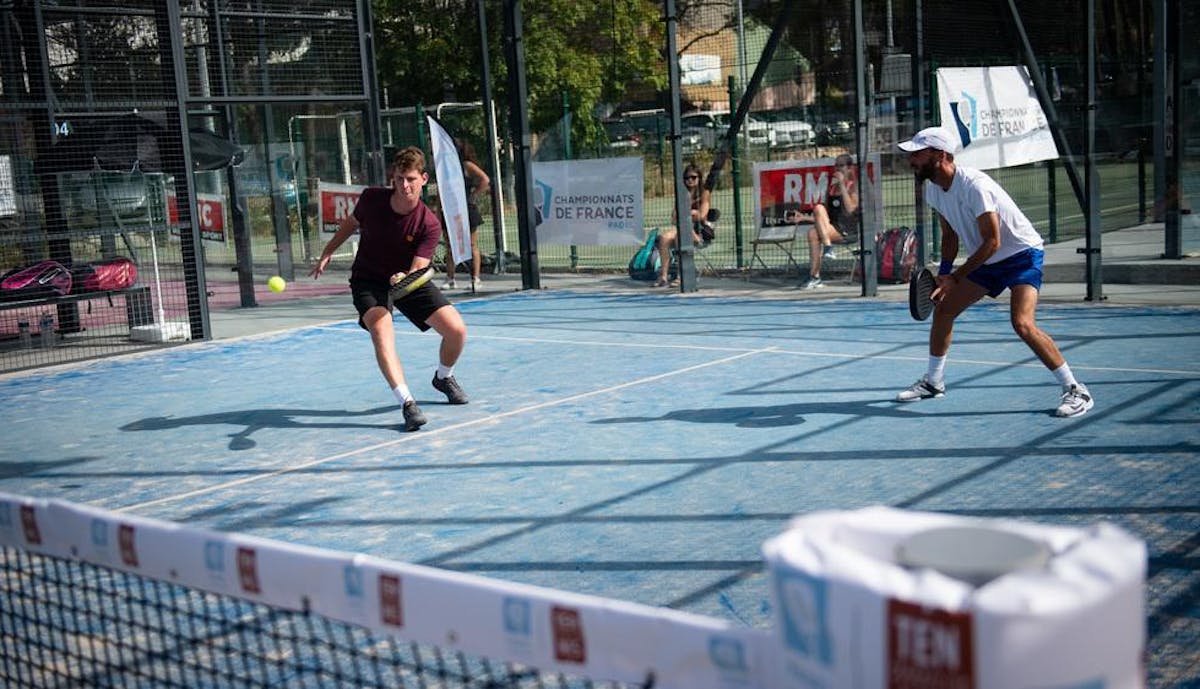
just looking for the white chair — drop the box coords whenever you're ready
[749,222,804,278]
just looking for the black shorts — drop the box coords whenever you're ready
[467,202,483,230]
[829,208,860,244]
[350,278,450,332]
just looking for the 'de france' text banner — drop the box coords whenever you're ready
[936,66,1059,170]
[531,158,643,246]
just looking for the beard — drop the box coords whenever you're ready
[911,156,937,182]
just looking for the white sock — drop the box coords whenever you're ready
[927,355,947,384]
[436,364,453,380]
[392,384,413,404]
[1052,363,1078,388]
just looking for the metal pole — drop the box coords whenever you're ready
[665,0,696,292]
[503,0,540,289]
[357,0,385,184]
[913,0,927,265]
[853,0,876,296]
[476,0,508,273]
[164,0,210,338]
[736,0,748,92]
[564,91,578,270]
[727,76,744,269]
[1081,0,1103,301]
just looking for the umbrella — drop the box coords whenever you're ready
[52,111,244,173]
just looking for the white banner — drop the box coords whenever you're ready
[936,66,1059,169]
[531,158,643,246]
[427,116,471,266]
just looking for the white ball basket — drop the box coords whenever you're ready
[762,506,1145,689]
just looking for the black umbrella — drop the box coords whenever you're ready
[53,111,244,173]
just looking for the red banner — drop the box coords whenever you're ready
[319,182,366,235]
[195,193,226,243]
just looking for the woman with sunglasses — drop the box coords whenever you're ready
[654,163,712,287]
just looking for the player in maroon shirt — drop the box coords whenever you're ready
[311,146,469,431]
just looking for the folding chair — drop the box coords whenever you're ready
[749,222,804,279]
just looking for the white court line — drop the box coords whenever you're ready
[117,346,777,513]
[471,333,1200,377]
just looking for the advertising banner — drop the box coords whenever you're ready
[427,116,471,265]
[935,66,1059,169]
[319,182,366,236]
[530,158,644,246]
[752,155,883,235]
[195,193,227,243]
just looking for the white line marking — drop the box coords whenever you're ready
[469,333,1200,377]
[117,346,777,512]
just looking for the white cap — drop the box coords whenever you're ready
[898,126,959,153]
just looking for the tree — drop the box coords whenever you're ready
[372,0,663,151]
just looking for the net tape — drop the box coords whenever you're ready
[0,492,772,689]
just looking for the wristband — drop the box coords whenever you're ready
[938,259,954,276]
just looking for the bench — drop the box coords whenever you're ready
[0,285,153,340]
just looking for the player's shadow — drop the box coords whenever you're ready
[121,405,404,450]
[592,399,1011,428]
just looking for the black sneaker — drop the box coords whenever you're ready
[402,400,427,431]
[432,374,469,404]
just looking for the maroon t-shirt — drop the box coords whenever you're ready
[349,186,443,283]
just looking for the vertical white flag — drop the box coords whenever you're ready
[426,116,471,265]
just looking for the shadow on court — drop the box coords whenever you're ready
[1,290,1197,687]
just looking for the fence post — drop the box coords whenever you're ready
[1047,159,1058,243]
[727,76,744,269]
[563,91,578,269]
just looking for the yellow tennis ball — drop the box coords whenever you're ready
[267,276,286,293]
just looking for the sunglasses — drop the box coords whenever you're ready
[684,175,699,180]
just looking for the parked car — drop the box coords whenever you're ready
[724,113,775,148]
[681,111,775,149]
[616,109,704,152]
[759,110,816,148]
[680,112,724,149]
[816,117,854,145]
[602,118,641,152]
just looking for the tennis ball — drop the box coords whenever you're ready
[267,276,286,293]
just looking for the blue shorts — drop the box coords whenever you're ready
[967,248,1044,298]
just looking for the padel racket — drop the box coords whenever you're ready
[388,266,434,301]
[909,267,936,321]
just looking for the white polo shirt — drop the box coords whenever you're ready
[925,166,1044,264]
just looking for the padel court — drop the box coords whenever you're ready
[1,290,1198,686]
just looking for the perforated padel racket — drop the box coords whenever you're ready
[909,267,936,321]
[388,266,435,302]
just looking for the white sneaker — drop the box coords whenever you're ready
[822,245,837,260]
[896,375,945,402]
[441,278,457,290]
[471,276,483,289]
[799,275,823,290]
[1055,383,1094,417]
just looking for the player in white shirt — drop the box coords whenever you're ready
[894,127,1093,417]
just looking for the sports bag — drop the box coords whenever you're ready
[0,260,73,300]
[81,257,138,292]
[876,226,917,283]
[628,229,662,281]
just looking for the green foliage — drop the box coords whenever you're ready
[371,0,664,151]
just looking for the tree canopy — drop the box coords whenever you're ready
[371,0,664,150]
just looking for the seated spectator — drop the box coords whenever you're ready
[797,154,859,290]
[655,163,712,287]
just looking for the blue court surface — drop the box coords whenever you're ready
[2,290,1198,686]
